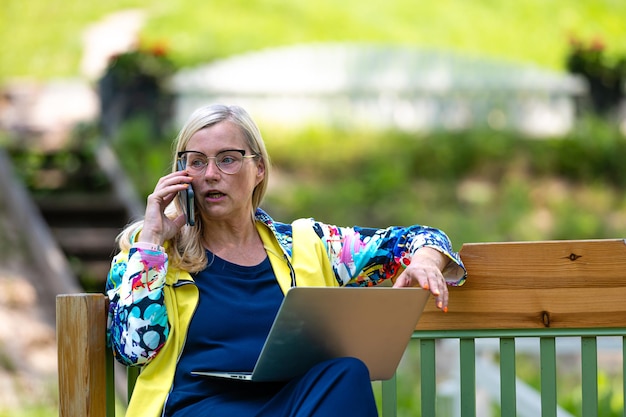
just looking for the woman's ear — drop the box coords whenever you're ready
[255,160,265,184]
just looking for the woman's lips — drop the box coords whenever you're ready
[206,191,226,200]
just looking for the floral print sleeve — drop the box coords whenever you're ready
[105,245,170,367]
[312,222,466,287]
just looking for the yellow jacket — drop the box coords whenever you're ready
[121,219,337,417]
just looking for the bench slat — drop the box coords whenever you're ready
[460,339,477,417]
[540,337,557,417]
[623,338,626,417]
[500,338,517,417]
[418,239,626,330]
[105,348,115,417]
[380,374,397,417]
[458,239,626,288]
[581,337,598,416]
[420,339,437,416]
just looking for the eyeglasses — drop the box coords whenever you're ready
[177,149,259,175]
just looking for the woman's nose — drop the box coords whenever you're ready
[203,159,221,178]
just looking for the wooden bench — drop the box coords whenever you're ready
[57,239,626,416]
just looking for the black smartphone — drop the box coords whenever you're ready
[177,160,195,226]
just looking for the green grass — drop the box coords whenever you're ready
[2,0,626,81]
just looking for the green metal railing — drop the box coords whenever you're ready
[109,328,626,417]
[380,328,626,417]
[105,353,140,417]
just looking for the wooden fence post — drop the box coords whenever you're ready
[56,294,108,417]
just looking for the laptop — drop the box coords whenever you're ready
[192,286,430,382]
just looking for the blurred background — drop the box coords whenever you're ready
[1,1,625,416]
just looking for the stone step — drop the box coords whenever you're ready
[49,227,120,256]
[35,193,128,224]
[37,193,131,291]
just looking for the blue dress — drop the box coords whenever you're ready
[163,252,377,417]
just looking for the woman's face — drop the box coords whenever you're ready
[185,120,264,222]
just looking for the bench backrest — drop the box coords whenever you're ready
[56,239,626,417]
[422,239,626,331]
[381,239,626,417]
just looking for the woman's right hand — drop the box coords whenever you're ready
[138,171,193,245]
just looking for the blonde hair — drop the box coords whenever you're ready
[117,104,271,272]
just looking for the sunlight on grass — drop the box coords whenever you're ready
[2,0,626,79]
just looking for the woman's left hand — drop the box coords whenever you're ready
[393,247,449,312]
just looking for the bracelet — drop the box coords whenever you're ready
[133,241,165,253]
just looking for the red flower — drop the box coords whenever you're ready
[590,36,605,52]
[150,41,169,57]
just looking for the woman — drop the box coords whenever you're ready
[106,104,466,417]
